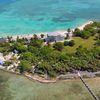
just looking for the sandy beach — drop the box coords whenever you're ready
[77,21,93,30]
[0,21,93,40]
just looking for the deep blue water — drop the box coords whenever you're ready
[0,0,100,37]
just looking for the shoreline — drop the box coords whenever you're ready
[0,20,97,84]
[0,21,93,40]
[24,71,100,83]
[0,68,100,84]
[77,21,93,30]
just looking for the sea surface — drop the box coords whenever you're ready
[0,70,100,100]
[0,0,100,37]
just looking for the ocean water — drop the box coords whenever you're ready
[0,70,100,100]
[0,0,100,37]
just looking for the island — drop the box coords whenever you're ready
[0,21,100,83]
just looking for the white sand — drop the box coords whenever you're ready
[77,21,93,30]
[2,21,93,40]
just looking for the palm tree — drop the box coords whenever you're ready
[40,34,44,38]
[67,28,71,33]
[33,34,38,39]
[7,36,12,42]
[65,28,71,39]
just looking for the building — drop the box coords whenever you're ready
[44,35,65,43]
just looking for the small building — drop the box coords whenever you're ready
[44,35,64,43]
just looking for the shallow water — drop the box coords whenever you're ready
[0,0,100,36]
[0,70,100,100]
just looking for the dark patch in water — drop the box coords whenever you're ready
[52,17,72,23]
[51,12,76,23]
[37,18,44,21]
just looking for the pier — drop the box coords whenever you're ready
[78,72,99,100]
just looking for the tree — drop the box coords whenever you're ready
[40,34,44,38]
[95,30,100,40]
[95,40,100,46]
[33,34,38,39]
[67,28,71,33]
[65,28,71,39]
[19,60,32,73]
[81,31,90,39]
[73,28,81,36]
[53,42,64,51]
[16,38,26,44]
[20,51,39,66]
[74,28,91,39]
[38,61,52,72]
[28,46,39,55]
[20,52,34,61]
[64,40,75,47]
[68,40,75,46]
[11,42,27,53]
[64,41,69,46]
[0,42,11,55]
[36,61,55,77]
[76,45,86,56]
[39,46,53,60]
[30,39,43,48]
[7,36,12,42]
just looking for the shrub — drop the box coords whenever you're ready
[68,40,75,46]
[19,60,32,73]
[53,42,64,51]
[64,41,69,46]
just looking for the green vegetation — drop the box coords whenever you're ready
[19,60,32,73]
[53,42,64,51]
[64,40,75,47]
[95,40,100,46]
[0,22,100,77]
[11,42,27,53]
[64,36,96,53]
[74,22,100,39]
[0,42,11,55]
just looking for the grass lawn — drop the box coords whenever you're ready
[63,36,96,53]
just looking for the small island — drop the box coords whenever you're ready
[0,21,100,83]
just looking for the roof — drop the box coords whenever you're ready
[45,35,64,42]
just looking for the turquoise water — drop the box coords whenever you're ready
[0,70,100,100]
[0,0,100,37]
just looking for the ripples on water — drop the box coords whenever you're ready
[0,0,100,36]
